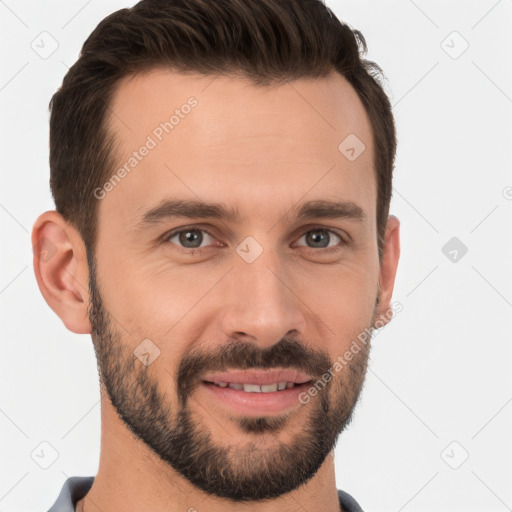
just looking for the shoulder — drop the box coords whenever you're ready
[46,476,95,512]
[337,488,365,512]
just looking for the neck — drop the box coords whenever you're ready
[77,395,342,512]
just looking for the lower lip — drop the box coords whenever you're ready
[200,382,312,416]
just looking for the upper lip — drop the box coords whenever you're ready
[202,369,314,386]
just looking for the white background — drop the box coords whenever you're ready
[1,1,511,511]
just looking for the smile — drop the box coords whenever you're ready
[199,370,315,415]
[205,381,302,392]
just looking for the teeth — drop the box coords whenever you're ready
[243,384,262,393]
[214,381,297,392]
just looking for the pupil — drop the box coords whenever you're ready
[180,230,202,248]
[178,230,329,249]
[308,230,328,248]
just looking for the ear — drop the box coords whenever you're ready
[374,215,400,328]
[31,211,92,334]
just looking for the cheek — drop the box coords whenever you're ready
[106,257,227,339]
[98,233,379,347]
[303,260,379,349]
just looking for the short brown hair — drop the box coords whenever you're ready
[49,0,396,259]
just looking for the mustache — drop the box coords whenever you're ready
[176,337,332,403]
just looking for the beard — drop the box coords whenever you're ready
[86,249,377,502]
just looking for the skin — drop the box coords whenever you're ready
[32,69,400,512]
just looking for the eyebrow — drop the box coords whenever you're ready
[134,197,366,229]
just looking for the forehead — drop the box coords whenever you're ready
[100,68,376,231]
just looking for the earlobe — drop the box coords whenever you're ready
[375,215,401,328]
[32,211,92,334]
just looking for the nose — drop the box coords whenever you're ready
[219,248,307,348]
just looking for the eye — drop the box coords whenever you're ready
[294,228,346,252]
[164,227,220,253]
[162,225,347,256]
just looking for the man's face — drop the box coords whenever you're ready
[89,69,381,501]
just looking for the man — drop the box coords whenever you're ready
[32,0,400,510]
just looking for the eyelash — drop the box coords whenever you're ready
[162,225,349,256]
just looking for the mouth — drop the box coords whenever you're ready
[199,369,314,416]
[203,381,307,392]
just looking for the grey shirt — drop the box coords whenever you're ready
[47,476,364,512]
